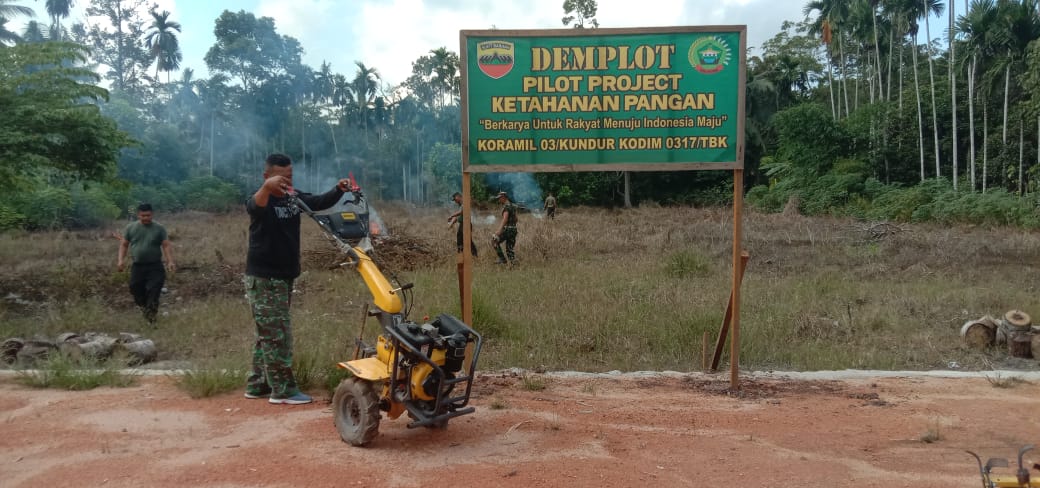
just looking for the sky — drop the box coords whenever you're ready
[12,0,811,87]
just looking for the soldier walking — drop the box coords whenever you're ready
[492,191,519,265]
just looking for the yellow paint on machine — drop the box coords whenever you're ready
[338,357,390,381]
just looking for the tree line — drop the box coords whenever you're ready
[0,0,1039,230]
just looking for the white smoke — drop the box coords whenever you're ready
[485,172,543,211]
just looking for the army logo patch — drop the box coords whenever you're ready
[689,36,731,74]
[477,40,515,79]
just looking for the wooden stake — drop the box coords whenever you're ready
[710,251,749,371]
[730,169,744,389]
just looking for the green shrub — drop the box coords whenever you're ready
[176,367,246,398]
[15,355,137,390]
[70,184,121,228]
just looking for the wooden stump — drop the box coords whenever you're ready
[1032,334,1040,361]
[115,340,156,365]
[1009,332,1034,359]
[16,341,57,364]
[2,338,25,364]
[1003,310,1032,331]
[961,319,997,349]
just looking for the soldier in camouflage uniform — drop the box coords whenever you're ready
[492,191,519,265]
[244,153,352,405]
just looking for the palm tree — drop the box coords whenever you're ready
[957,0,998,191]
[948,0,957,189]
[805,0,853,118]
[0,0,33,45]
[920,0,944,179]
[990,0,1040,193]
[21,18,46,42]
[0,16,21,44]
[352,62,381,143]
[429,47,459,108]
[0,0,32,18]
[145,9,182,82]
[43,0,73,40]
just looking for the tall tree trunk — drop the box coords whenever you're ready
[949,0,957,190]
[968,57,977,191]
[898,33,904,114]
[983,102,989,193]
[854,46,862,110]
[923,5,941,178]
[827,45,837,119]
[209,112,215,176]
[912,40,926,181]
[873,6,884,100]
[887,22,895,102]
[623,172,632,208]
[1018,118,1024,195]
[1002,62,1011,188]
[839,34,850,117]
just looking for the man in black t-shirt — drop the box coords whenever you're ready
[243,153,352,405]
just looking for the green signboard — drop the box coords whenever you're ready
[461,26,746,173]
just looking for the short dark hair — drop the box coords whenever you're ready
[137,203,153,212]
[451,192,461,199]
[265,153,292,169]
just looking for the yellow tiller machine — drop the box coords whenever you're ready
[289,180,482,446]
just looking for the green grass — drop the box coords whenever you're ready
[176,365,246,398]
[4,207,1040,374]
[15,355,137,390]
[520,373,548,391]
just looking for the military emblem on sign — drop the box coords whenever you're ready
[477,40,515,79]
[689,36,731,74]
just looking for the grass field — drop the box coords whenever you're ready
[2,203,1039,376]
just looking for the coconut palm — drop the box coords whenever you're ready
[0,0,32,19]
[352,62,381,143]
[44,0,73,40]
[0,0,33,45]
[0,16,20,44]
[145,9,182,82]
[21,18,46,42]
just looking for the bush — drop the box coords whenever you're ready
[70,184,122,228]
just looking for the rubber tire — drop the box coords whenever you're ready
[332,377,381,446]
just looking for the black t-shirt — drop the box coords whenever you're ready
[245,188,343,279]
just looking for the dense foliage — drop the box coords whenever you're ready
[0,0,1039,230]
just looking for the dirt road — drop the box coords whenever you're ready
[2,370,1040,487]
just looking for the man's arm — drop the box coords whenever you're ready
[117,239,129,271]
[162,240,176,272]
[495,209,508,237]
[253,175,288,208]
[303,179,352,212]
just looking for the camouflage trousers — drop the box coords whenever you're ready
[244,275,299,399]
[494,226,518,263]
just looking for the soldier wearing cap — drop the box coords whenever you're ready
[491,191,518,265]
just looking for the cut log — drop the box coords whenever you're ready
[961,320,996,349]
[114,339,156,365]
[2,338,25,364]
[16,341,57,364]
[1009,332,1034,359]
[1003,310,1032,331]
[56,332,81,344]
[117,333,142,344]
[67,336,118,360]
